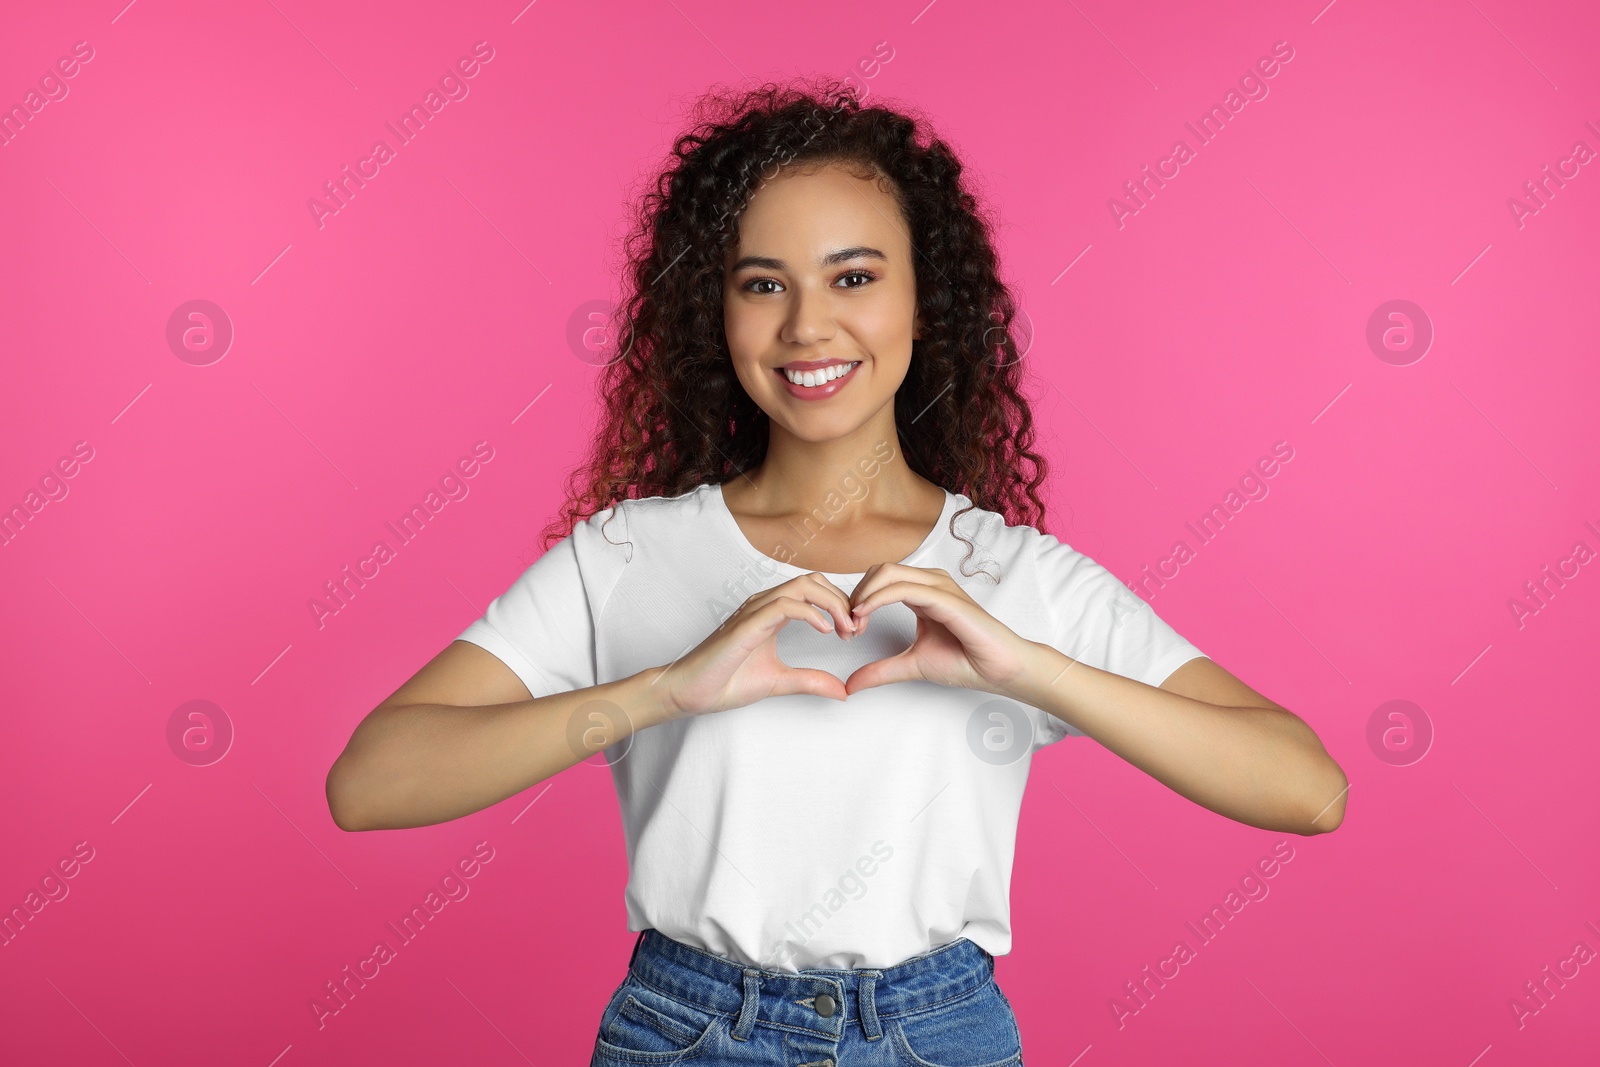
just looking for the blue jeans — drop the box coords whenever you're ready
[589,929,1025,1066]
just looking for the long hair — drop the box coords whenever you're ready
[541,77,1052,573]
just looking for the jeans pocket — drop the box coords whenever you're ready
[592,977,724,1064]
[889,980,1023,1067]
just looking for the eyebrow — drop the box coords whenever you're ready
[728,246,889,273]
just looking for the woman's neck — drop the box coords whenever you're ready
[722,418,944,533]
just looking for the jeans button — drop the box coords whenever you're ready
[814,992,836,1017]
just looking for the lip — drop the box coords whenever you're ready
[774,359,861,401]
[778,356,857,371]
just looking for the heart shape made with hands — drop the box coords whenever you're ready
[776,563,1026,697]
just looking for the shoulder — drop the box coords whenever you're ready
[941,493,1048,543]
[1021,524,1128,596]
[606,484,718,527]
[938,495,1066,583]
[961,497,1088,571]
[951,501,1124,598]
[571,484,718,558]
[946,496,1073,559]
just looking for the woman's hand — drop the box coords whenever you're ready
[655,573,860,720]
[842,562,1035,697]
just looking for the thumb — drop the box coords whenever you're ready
[772,667,850,702]
[844,650,921,695]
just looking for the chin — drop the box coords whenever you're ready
[767,403,869,438]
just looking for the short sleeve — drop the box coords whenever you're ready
[453,504,631,700]
[1031,533,1207,746]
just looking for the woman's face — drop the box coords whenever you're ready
[721,161,920,443]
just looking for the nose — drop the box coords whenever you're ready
[780,282,836,346]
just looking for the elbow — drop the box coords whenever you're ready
[1301,759,1348,835]
[1272,710,1347,835]
[325,756,373,833]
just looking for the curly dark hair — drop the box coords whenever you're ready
[541,76,1052,574]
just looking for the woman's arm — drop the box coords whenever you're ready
[325,640,675,832]
[1006,646,1348,836]
[835,561,1347,836]
[834,561,1346,835]
[329,571,870,832]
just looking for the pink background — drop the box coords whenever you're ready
[3,0,1598,1063]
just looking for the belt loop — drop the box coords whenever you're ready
[628,929,646,970]
[859,971,883,1040]
[731,969,762,1041]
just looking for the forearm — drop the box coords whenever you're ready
[327,668,674,832]
[1006,642,1348,835]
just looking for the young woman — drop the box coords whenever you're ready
[326,80,1348,1066]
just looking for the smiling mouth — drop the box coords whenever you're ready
[778,361,861,388]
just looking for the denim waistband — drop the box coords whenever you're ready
[626,929,996,1041]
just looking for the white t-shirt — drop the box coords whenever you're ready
[455,482,1206,971]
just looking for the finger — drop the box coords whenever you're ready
[852,580,967,631]
[770,666,849,702]
[843,649,921,695]
[848,563,949,614]
[741,596,840,646]
[785,595,842,636]
[739,588,843,636]
[796,572,861,636]
[746,575,859,636]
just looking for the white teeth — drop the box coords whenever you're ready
[784,361,859,386]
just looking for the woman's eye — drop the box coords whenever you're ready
[741,272,873,294]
